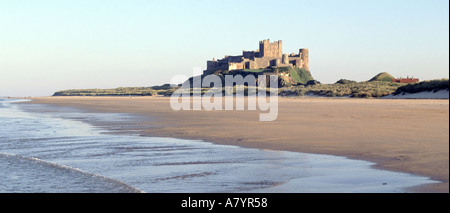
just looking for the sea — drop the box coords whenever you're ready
[0,98,439,193]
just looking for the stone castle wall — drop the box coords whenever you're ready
[205,40,309,73]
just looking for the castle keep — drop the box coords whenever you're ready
[205,39,309,74]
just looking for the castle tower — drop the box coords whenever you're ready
[259,39,282,58]
[299,48,309,70]
[282,54,289,64]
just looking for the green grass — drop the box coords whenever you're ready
[292,68,314,85]
[369,72,395,82]
[277,66,314,85]
[242,68,271,73]
[53,87,159,96]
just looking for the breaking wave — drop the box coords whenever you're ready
[0,153,144,193]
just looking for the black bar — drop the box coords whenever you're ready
[0,193,448,212]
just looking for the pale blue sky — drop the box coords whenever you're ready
[0,0,448,96]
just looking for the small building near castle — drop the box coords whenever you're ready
[393,77,419,83]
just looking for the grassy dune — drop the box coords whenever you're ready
[280,81,406,98]
[52,72,448,98]
[393,79,449,95]
[52,84,177,96]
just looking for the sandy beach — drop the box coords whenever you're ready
[22,96,449,192]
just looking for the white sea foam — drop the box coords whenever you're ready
[0,153,143,193]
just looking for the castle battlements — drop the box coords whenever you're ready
[205,39,309,73]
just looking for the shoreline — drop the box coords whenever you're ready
[19,96,449,192]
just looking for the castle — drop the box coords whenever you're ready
[204,39,309,74]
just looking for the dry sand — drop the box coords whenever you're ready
[24,96,449,192]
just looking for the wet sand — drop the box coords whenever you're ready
[23,96,449,192]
